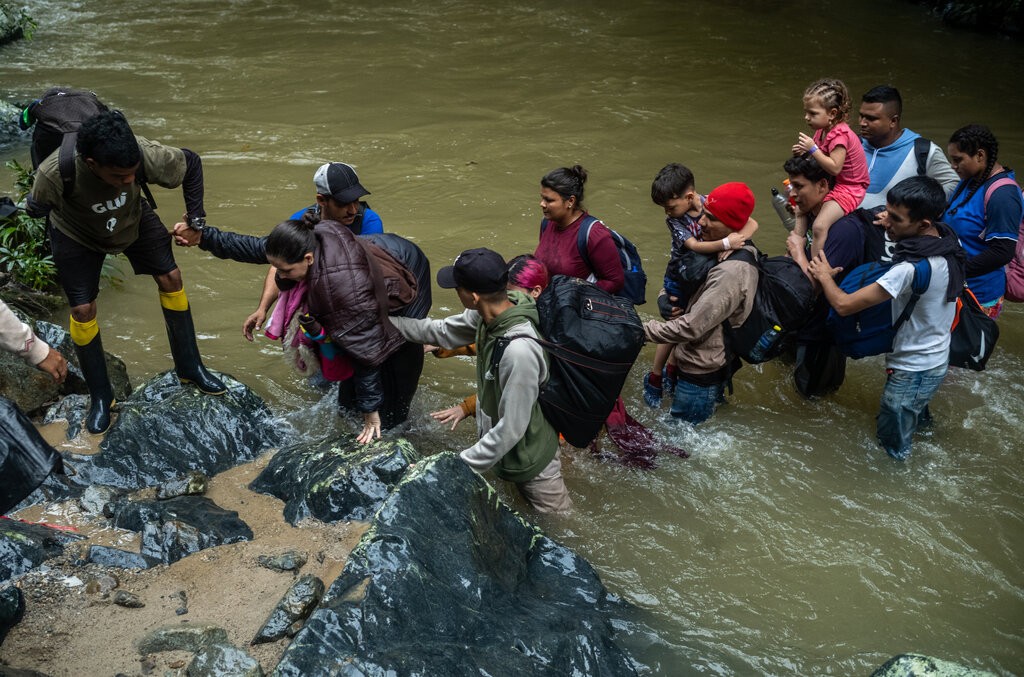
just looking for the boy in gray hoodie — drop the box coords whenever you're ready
[389,248,571,513]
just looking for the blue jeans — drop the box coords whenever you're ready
[876,364,947,460]
[670,379,726,425]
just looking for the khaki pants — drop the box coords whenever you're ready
[516,450,572,514]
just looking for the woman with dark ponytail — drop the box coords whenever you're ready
[176,215,426,444]
[944,124,1023,317]
[534,165,625,294]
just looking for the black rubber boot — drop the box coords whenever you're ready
[162,306,227,395]
[73,332,115,434]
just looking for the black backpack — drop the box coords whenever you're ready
[491,275,645,447]
[19,87,157,207]
[723,248,816,364]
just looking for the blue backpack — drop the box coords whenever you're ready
[540,216,648,305]
[827,259,932,359]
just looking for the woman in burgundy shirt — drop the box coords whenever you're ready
[532,165,684,466]
[534,165,625,294]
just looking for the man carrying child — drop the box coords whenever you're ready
[643,183,759,425]
[808,176,966,460]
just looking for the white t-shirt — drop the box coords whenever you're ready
[877,256,956,371]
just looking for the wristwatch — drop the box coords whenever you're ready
[188,216,206,231]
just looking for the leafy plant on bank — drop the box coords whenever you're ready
[2,160,56,289]
[2,159,124,291]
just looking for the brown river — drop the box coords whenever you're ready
[2,0,1022,674]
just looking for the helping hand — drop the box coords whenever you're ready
[36,347,68,384]
[172,220,202,247]
[430,404,468,431]
[357,411,382,444]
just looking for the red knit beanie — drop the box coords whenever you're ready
[705,182,755,231]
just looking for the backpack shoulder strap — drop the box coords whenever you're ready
[57,134,78,200]
[914,137,931,176]
[983,176,1021,213]
[575,215,600,271]
[893,258,932,331]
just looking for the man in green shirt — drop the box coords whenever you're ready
[27,111,224,434]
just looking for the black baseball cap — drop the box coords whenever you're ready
[313,162,370,204]
[437,248,508,293]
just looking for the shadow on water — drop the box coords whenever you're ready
[2,0,1023,673]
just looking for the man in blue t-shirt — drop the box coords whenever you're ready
[858,86,959,209]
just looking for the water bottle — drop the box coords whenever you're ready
[782,179,796,206]
[770,188,797,231]
[749,324,782,362]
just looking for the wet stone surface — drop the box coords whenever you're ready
[109,495,252,565]
[252,574,324,645]
[272,453,639,676]
[65,371,283,492]
[250,436,421,525]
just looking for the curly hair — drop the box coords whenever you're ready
[803,78,851,124]
[77,110,141,168]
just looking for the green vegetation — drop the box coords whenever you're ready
[1,160,56,290]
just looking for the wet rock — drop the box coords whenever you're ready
[271,453,638,676]
[156,472,208,500]
[110,496,252,565]
[79,485,125,516]
[66,371,281,491]
[0,584,24,645]
[137,623,229,654]
[871,653,997,677]
[0,320,132,422]
[0,100,28,145]
[86,545,158,570]
[189,642,264,677]
[251,574,324,645]
[256,550,307,573]
[0,519,82,583]
[249,436,420,524]
[113,590,144,608]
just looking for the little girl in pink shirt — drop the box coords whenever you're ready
[791,78,870,258]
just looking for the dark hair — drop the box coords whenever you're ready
[783,154,836,189]
[541,165,588,209]
[803,78,851,124]
[651,163,696,205]
[265,220,315,263]
[949,124,999,199]
[886,176,947,223]
[507,254,549,291]
[77,111,141,168]
[861,85,903,117]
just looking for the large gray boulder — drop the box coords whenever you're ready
[0,519,82,584]
[249,436,421,524]
[871,653,997,677]
[271,453,638,676]
[64,371,283,491]
[109,495,252,565]
[0,319,131,417]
